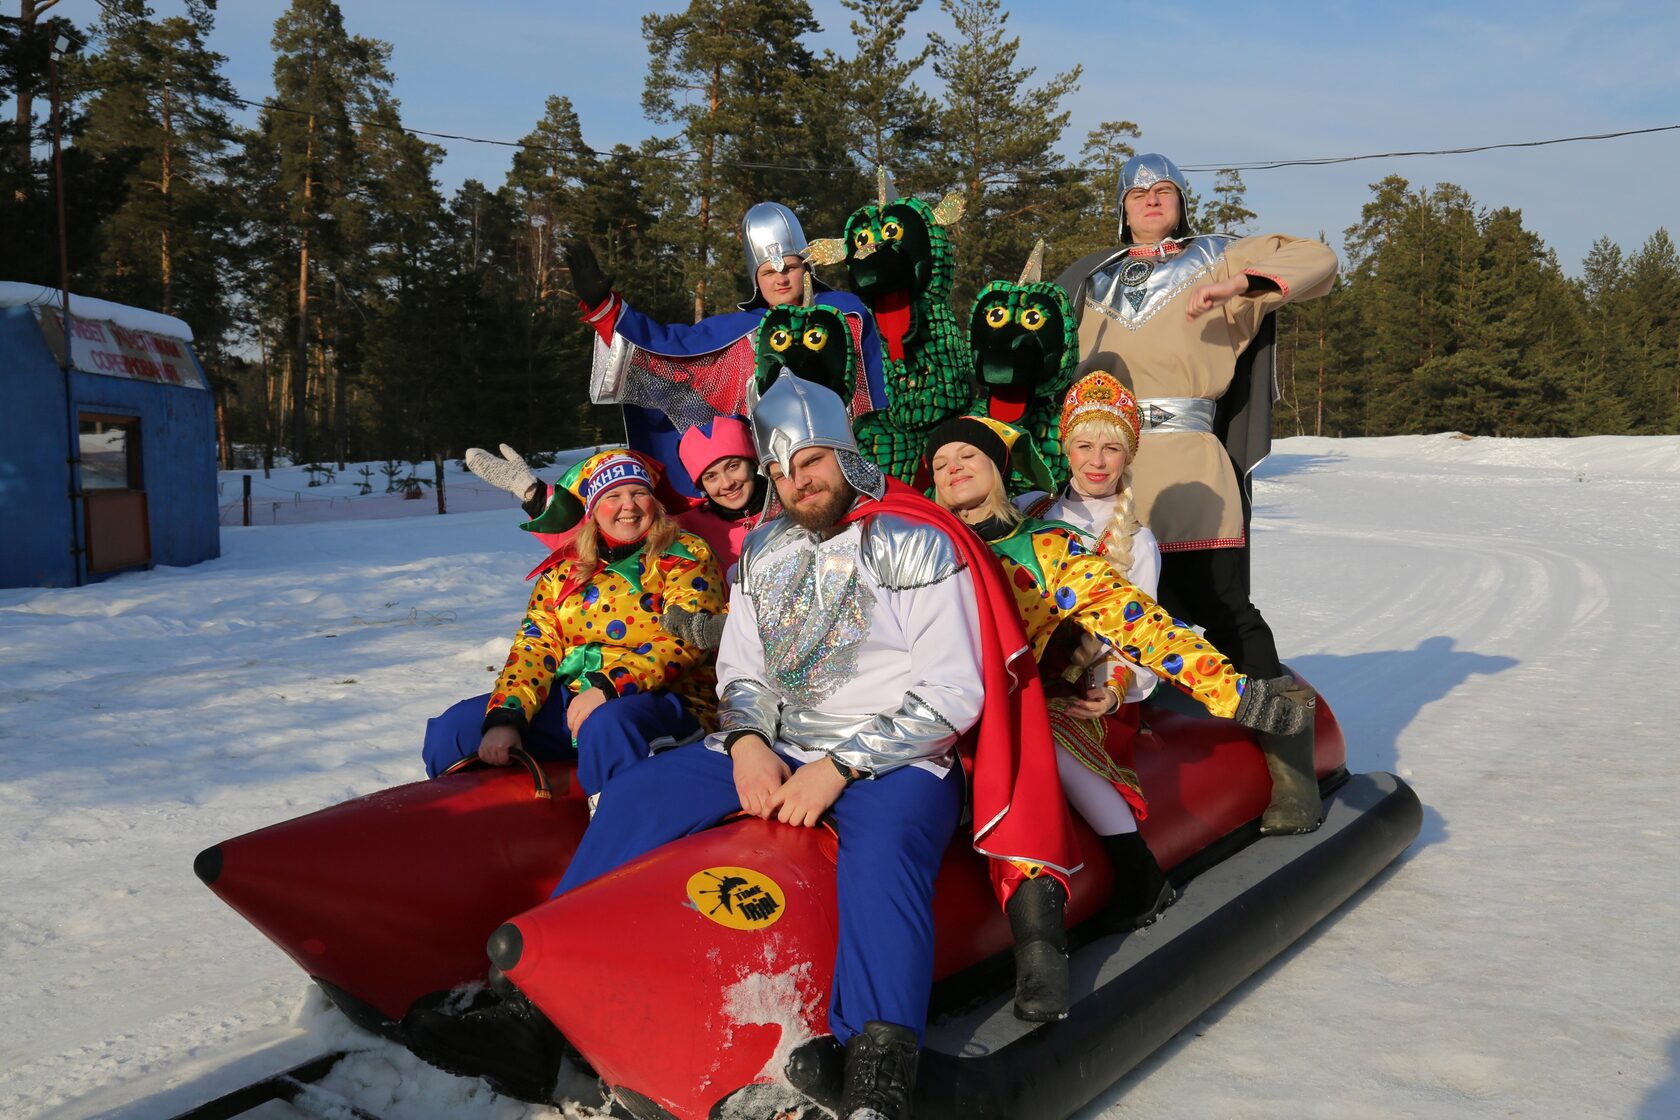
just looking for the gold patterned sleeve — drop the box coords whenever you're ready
[485,569,569,724]
[1034,528,1246,719]
[660,534,725,614]
[596,543,727,697]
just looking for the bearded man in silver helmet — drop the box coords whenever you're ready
[549,370,994,1119]
[1055,153,1338,835]
[418,374,1081,1117]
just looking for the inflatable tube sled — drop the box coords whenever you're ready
[196,674,1419,1119]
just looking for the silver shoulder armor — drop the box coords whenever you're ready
[735,517,802,598]
[1087,234,1237,329]
[858,513,964,590]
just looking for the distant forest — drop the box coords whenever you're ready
[5,0,1677,469]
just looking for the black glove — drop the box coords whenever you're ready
[1233,674,1316,736]
[562,237,614,309]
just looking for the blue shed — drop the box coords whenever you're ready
[1,283,220,588]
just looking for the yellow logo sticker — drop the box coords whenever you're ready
[686,866,787,930]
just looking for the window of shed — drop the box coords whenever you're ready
[79,415,140,490]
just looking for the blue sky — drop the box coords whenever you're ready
[47,0,1680,273]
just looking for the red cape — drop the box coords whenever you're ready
[842,479,1080,897]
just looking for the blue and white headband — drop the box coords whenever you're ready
[582,453,654,513]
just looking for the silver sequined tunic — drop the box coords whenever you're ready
[709,509,985,777]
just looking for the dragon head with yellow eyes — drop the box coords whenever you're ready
[753,301,856,405]
[805,171,972,481]
[966,242,1080,491]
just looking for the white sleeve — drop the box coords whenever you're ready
[1123,528,1163,703]
[897,566,985,736]
[830,567,985,774]
[710,578,781,750]
[1014,489,1049,513]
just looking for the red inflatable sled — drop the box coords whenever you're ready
[195,676,1419,1119]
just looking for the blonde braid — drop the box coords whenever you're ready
[1101,464,1141,576]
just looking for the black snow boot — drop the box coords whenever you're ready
[403,982,599,1105]
[1259,721,1323,836]
[840,1020,921,1120]
[1097,831,1176,932]
[1006,875,1069,1022]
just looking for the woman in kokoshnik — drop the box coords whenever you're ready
[1056,152,1338,835]
[420,450,724,813]
[924,414,1311,1022]
[1018,373,1164,713]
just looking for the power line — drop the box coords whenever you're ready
[1178,124,1680,172]
[226,92,1678,183]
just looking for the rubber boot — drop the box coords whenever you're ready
[1006,875,1069,1022]
[840,1020,920,1120]
[1097,831,1176,932]
[1259,721,1323,835]
[403,981,600,1105]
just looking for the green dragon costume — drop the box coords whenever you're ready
[745,274,882,441]
[808,173,972,482]
[752,296,856,403]
[967,242,1081,493]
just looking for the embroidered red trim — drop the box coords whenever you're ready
[1127,238,1184,260]
[1242,268,1289,299]
[1157,535,1247,553]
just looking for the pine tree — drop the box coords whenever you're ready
[1066,120,1140,261]
[0,8,127,290]
[1273,235,1355,438]
[1620,229,1680,432]
[1202,169,1257,234]
[344,92,450,459]
[822,0,941,192]
[928,0,1086,305]
[78,0,237,325]
[7,0,63,198]
[1575,237,1633,434]
[640,0,838,319]
[261,0,392,461]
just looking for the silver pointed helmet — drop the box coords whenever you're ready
[742,202,810,286]
[1118,153,1195,243]
[750,369,855,472]
[749,369,884,500]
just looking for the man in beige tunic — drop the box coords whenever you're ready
[1055,153,1337,834]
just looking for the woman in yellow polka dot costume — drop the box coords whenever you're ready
[421,450,724,809]
[926,414,1311,1020]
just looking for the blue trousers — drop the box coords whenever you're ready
[554,744,965,1044]
[420,690,701,797]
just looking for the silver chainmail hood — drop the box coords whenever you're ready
[750,369,885,517]
[1118,152,1197,244]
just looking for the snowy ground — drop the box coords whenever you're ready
[2,435,1677,1120]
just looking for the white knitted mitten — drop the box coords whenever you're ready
[465,444,540,500]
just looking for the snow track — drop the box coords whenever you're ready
[3,436,1677,1119]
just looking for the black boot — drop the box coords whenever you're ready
[1006,875,1069,1022]
[1259,721,1322,836]
[1097,831,1176,932]
[840,1020,920,1120]
[403,981,599,1105]
[786,1034,846,1105]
